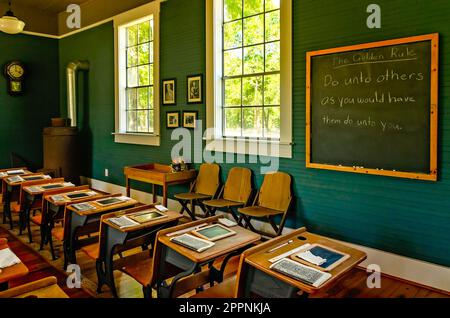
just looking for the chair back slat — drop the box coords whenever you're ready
[223,167,252,203]
[194,163,220,196]
[257,172,292,211]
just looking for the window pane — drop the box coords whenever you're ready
[265,41,280,72]
[243,14,264,46]
[138,65,150,86]
[138,21,150,44]
[243,0,263,17]
[264,107,280,138]
[264,74,280,105]
[127,111,136,132]
[225,78,241,106]
[224,49,242,76]
[149,64,154,85]
[138,87,149,109]
[224,20,242,50]
[138,43,150,65]
[127,25,138,47]
[265,10,280,42]
[244,44,264,74]
[224,108,242,136]
[148,86,154,108]
[242,76,263,106]
[127,67,138,87]
[149,19,154,41]
[127,88,137,110]
[127,46,138,67]
[265,0,280,11]
[137,110,148,132]
[243,107,263,137]
[224,0,242,22]
[149,42,154,63]
[148,110,154,133]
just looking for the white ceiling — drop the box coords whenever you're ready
[9,0,90,13]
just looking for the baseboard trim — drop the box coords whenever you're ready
[82,176,450,293]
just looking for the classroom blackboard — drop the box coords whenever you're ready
[306,34,438,181]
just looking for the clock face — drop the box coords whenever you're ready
[7,63,24,79]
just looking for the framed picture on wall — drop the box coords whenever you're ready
[182,111,198,129]
[162,78,176,105]
[187,74,203,104]
[166,111,180,128]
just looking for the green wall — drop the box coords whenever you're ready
[0,33,59,169]
[58,0,450,267]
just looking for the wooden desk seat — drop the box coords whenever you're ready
[237,206,282,217]
[174,192,212,201]
[204,199,244,208]
[30,214,42,225]
[81,243,100,260]
[0,277,68,298]
[51,226,64,241]
[190,276,236,298]
[121,257,154,286]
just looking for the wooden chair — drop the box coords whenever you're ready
[238,172,292,237]
[203,167,253,221]
[0,276,69,298]
[174,163,220,220]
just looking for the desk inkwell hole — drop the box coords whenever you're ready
[297,236,307,241]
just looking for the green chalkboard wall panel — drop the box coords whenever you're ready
[58,0,450,267]
[0,33,59,169]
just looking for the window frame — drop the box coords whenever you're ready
[206,0,292,158]
[114,2,160,146]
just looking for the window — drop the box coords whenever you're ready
[125,20,154,133]
[206,0,292,157]
[223,0,281,138]
[114,2,160,146]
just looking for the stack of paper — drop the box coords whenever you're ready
[298,250,327,266]
[0,248,22,269]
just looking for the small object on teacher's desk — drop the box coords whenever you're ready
[171,157,189,172]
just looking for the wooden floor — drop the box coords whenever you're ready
[1,210,448,299]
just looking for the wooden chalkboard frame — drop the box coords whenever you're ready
[306,33,439,181]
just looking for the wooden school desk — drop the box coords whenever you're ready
[124,163,196,207]
[63,195,139,269]
[2,173,50,229]
[0,167,29,199]
[22,180,74,243]
[237,228,367,298]
[95,205,183,297]
[0,239,29,291]
[154,215,261,298]
[0,277,68,298]
[42,188,109,259]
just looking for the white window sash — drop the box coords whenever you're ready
[206,0,292,158]
[113,2,161,146]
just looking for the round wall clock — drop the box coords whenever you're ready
[4,61,25,96]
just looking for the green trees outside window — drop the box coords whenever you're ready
[223,0,281,138]
[125,19,154,134]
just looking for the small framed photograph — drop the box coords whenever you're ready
[182,111,198,129]
[187,74,203,104]
[166,111,180,128]
[162,78,176,105]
